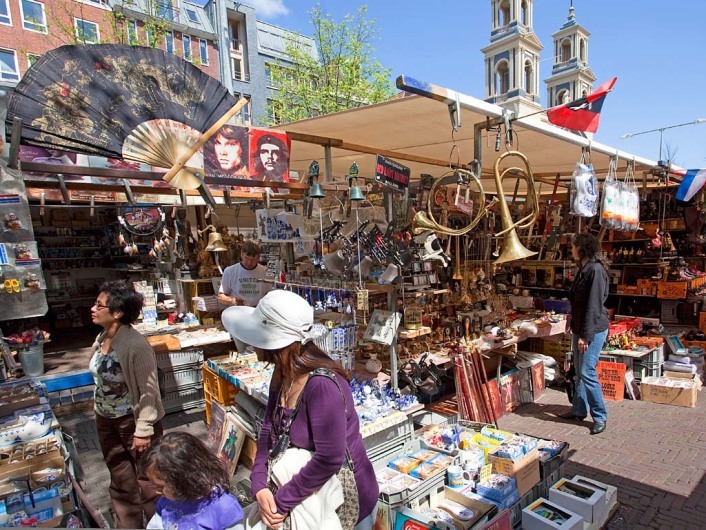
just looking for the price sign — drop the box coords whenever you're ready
[480,464,493,484]
[356,289,369,311]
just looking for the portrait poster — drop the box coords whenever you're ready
[218,411,246,476]
[203,124,251,190]
[207,402,227,451]
[249,128,291,183]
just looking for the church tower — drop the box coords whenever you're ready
[482,0,543,116]
[544,3,596,108]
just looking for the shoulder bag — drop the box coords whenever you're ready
[266,368,359,530]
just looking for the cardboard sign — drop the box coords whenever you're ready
[597,361,626,401]
[363,309,401,345]
[479,464,493,484]
[375,154,410,191]
[480,510,512,530]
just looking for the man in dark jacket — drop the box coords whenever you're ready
[561,233,609,435]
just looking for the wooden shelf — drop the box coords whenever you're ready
[398,326,432,340]
[401,288,450,298]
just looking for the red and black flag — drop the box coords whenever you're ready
[547,77,617,133]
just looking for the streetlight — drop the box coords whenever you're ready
[621,118,706,165]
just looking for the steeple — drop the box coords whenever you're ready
[482,0,544,116]
[545,2,596,109]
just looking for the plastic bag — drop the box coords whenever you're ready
[571,161,599,217]
[622,163,640,232]
[600,158,621,229]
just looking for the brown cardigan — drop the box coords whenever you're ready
[93,325,165,437]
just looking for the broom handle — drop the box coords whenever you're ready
[461,353,481,422]
[469,350,491,424]
[161,98,249,184]
[474,348,497,425]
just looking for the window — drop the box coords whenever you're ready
[579,39,586,62]
[556,90,569,106]
[0,0,11,26]
[267,98,283,125]
[127,20,137,45]
[232,56,243,80]
[229,21,240,52]
[21,0,47,33]
[75,19,99,43]
[499,0,510,26]
[199,38,208,65]
[145,27,155,47]
[520,0,528,25]
[560,38,571,62]
[235,93,251,123]
[524,60,533,94]
[165,31,174,54]
[495,61,509,95]
[27,53,41,67]
[0,48,19,81]
[185,8,198,23]
[156,0,174,21]
[265,63,272,86]
[182,35,192,61]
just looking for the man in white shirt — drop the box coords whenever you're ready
[217,241,270,308]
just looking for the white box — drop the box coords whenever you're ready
[571,475,618,517]
[522,498,584,530]
[565,478,609,526]
[548,479,604,524]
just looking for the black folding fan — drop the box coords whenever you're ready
[6,44,240,190]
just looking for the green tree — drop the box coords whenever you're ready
[266,5,394,126]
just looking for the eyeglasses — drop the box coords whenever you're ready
[93,301,110,311]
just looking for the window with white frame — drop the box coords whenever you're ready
[199,38,208,65]
[27,53,41,67]
[0,48,19,81]
[182,35,192,61]
[127,20,137,44]
[21,0,47,33]
[75,19,99,43]
[185,8,198,23]
[165,31,174,53]
[232,56,243,80]
[0,0,11,26]
[145,26,155,46]
[235,93,251,123]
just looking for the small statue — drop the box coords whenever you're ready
[217,225,234,268]
[197,239,215,278]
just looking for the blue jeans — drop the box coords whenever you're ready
[571,329,608,423]
[354,509,376,530]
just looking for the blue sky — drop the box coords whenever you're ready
[245,0,706,169]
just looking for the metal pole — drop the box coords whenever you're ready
[388,288,398,389]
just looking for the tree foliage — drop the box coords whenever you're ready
[266,5,394,126]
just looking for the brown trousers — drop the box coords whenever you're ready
[96,413,163,529]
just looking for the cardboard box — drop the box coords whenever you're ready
[640,372,702,408]
[239,435,258,470]
[391,487,496,530]
[522,497,583,530]
[548,478,604,523]
[479,509,512,530]
[571,475,617,519]
[488,447,541,497]
[564,478,609,526]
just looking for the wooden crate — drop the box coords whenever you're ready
[657,281,688,300]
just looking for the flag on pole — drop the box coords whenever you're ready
[547,77,617,133]
[675,169,706,202]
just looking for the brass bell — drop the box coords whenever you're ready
[349,182,365,201]
[309,182,325,199]
[205,232,228,252]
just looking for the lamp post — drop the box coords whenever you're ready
[621,118,706,165]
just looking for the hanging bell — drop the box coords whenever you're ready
[309,181,325,199]
[349,183,365,201]
[205,232,228,252]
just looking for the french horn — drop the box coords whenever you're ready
[412,169,494,236]
[493,151,539,264]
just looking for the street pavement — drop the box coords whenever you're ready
[57,386,706,528]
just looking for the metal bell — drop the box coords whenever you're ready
[205,232,228,252]
[309,182,325,199]
[349,184,365,201]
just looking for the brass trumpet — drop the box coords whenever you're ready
[493,151,539,264]
[412,168,493,236]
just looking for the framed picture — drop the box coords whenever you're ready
[217,412,247,476]
[423,261,433,272]
[418,275,428,286]
[412,276,420,286]
[428,272,438,284]
[207,402,227,451]
[412,262,422,273]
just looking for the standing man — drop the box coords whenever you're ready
[217,241,270,308]
[252,134,289,182]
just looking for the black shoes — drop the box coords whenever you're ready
[558,411,586,421]
[591,421,607,435]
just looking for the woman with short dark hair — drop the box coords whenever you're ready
[561,233,610,435]
[90,280,165,528]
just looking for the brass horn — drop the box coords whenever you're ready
[412,169,493,236]
[493,151,539,264]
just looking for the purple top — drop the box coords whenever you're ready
[154,487,244,529]
[251,373,379,523]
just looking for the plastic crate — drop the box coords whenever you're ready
[364,416,414,465]
[538,441,570,479]
[633,360,662,379]
[156,349,204,370]
[160,368,203,392]
[163,384,205,413]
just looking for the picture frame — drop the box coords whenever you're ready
[423,261,433,272]
[412,276,420,286]
[412,262,422,273]
[207,402,227,451]
[217,412,247,476]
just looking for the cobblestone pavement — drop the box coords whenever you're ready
[58,386,706,528]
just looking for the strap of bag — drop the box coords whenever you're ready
[309,368,355,469]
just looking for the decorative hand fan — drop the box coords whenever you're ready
[5,44,242,190]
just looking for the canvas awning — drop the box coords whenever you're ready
[275,87,672,196]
